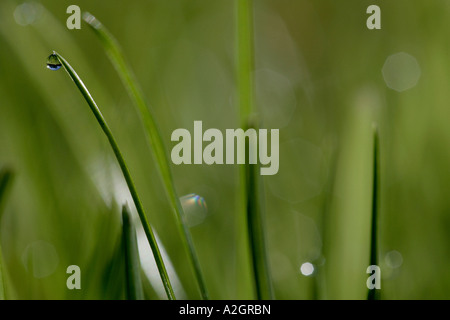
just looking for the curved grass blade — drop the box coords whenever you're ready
[50,52,175,300]
[122,204,144,300]
[82,13,209,300]
[368,124,380,300]
[0,167,14,300]
[237,0,273,300]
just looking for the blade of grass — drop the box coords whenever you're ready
[237,0,273,300]
[368,124,380,300]
[50,52,175,300]
[237,0,255,125]
[245,125,273,300]
[81,211,126,300]
[316,144,339,300]
[122,204,144,300]
[82,13,209,300]
[0,167,14,217]
[0,167,14,300]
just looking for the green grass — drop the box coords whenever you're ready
[368,124,380,300]
[82,12,209,300]
[49,52,175,300]
[122,204,145,300]
[244,137,273,300]
[1,0,449,300]
[0,167,14,300]
[236,0,273,300]
[236,0,255,126]
[0,167,13,220]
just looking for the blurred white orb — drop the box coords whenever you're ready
[300,262,314,276]
[382,52,421,92]
[22,240,59,278]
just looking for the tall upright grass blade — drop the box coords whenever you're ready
[237,0,273,300]
[0,168,14,216]
[368,124,380,300]
[237,0,255,125]
[317,146,339,300]
[122,204,144,300]
[49,52,175,300]
[82,13,209,300]
[245,126,273,300]
[0,167,14,300]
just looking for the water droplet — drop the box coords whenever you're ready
[300,262,315,276]
[46,53,61,71]
[180,194,208,227]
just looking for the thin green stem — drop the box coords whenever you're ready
[122,204,145,300]
[0,168,14,217]
[245,140,273,300]
[52,52,175,300]
[237,0,255,125]
[0,167,14,300]
[236,0,273,300]
[317,146,339,300]
[368,124,380,300]
[82,13,209,300]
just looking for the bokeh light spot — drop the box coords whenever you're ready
[21,240,59,279]
[300,262,314,276]
[382,52,421,92]
[13,2,42,26]
[385,250,403,269]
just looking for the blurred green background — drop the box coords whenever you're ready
[1,0,450,299]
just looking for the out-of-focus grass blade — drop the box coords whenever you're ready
[91,214,126,300]
[82,12,208,300]
[0,167,14,216]
[237,0,273,300]
[368,125,380,300]
[245,125,273,300]
[317,144,339,300]
[50,52,175,300]
[122,204,144,300]
[237,0,254,126]
[0,167,14,300]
